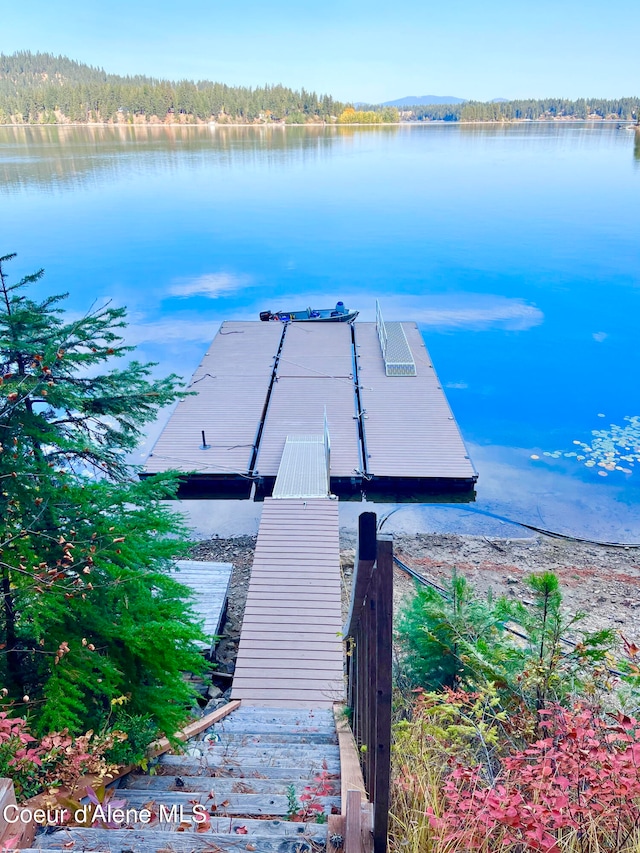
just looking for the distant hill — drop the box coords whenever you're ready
[381,95,466,106]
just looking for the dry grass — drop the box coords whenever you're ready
[388,712,447,853]
[389,710,640,853]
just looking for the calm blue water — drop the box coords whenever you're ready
[2,123,639,540]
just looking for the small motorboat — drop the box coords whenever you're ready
[260,301,358,323]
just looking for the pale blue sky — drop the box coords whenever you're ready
[3,0,639,102]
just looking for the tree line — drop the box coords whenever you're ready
[408,97,639,122]
[0,51,346,124]
[1,53,637,125]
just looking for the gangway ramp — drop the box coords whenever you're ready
[376,297,416,376]
[231,497,343,708]
[272,434,329,498]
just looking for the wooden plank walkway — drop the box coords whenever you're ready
[19,706,342,851]
[231,497,344,708]
[173,560,233,654]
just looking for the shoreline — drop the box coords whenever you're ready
[0,119,637,129]
[389,531,640,639]
[194,530,640,689]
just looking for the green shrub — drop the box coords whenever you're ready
[395,571,513,691]
[395,571,616,713]
[103,711,159,767]
[0,253,207,738]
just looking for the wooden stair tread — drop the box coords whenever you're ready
[29,703,343,851]
[123,775,339,794]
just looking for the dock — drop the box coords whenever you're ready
[143,310,477,499]
[143,321,284,495]
[355,321,476,481]
[255,322,361,481]
[10,309,476,853]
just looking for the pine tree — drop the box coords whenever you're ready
[0,253,206,735]
[396,569,615,713]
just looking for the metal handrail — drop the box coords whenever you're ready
[375,299,387,358]
[323,406,331,495]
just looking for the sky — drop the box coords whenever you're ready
[3,0,639,103]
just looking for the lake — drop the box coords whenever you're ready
[2,122,639,541]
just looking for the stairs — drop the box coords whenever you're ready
[24,705,342,853]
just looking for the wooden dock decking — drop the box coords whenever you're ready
[231,497,344,708]
[255,322,361,479]
[144,321,284,490]
[142,315,477,497]
[354,321,476,480]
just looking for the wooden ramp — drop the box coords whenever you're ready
[173,560,233,654]
[231,497,344,708]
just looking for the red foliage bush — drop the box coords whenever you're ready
[0,712,45,798]
[0,709,124,799]
[429,704,640,853]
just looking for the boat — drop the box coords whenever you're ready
[259,302,358,323]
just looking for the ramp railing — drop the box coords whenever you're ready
[375,298,388,359]
[324,406,331,493]
[375,299,416,376]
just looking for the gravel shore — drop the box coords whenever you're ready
[189,531,640,670]
[390,532,640,640]
[184,528,640,710]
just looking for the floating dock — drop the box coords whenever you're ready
[143,314,477,499]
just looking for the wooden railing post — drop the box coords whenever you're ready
[372,534,393,853]
[344,512,393,853]
[345,511,377,759]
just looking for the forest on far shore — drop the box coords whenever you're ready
[1,52,638,125]
[403,97,639,122]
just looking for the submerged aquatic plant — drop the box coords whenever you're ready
[533,414,640,477]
